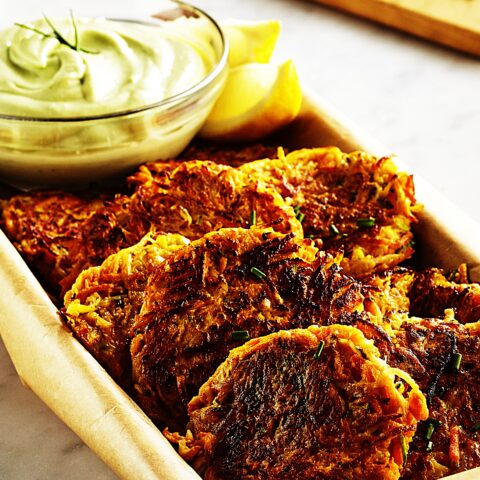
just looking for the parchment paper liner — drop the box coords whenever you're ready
[1,88,479,479]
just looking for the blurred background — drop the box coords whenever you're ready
[1,1,479,478]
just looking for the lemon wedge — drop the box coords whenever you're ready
[222,19,281,67]
[200,59,302,142]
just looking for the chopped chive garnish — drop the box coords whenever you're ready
[423,419,441,450]
[250,266,267,280]
[296,212,305,223]
[427,418,442,428]
[329,224,340,236]
[425,423,435,441]
[400,434,408,467]
[313,340,325,360]
[250,210,257,226]
[472,423,480,432]
[394,381,403,390]
[356,217,376,228]
[452,352,462,371]
[293,205,301,215]
[231,330,249,341]
[306,233,315,239]
[262,232,271,241]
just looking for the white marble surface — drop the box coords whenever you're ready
[1,0,479,478]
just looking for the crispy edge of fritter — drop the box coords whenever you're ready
[363,267,417,333]
[63,231,189,386]
[166,325,427,480]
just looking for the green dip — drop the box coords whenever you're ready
[0,16,211,117]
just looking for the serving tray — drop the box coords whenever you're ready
[1,88,480,479]
[308,0,480,57]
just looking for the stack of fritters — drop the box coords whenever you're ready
[0,146,418,299]
[1,157,302,297]
[3,144,480,479]
[130,228,366,429]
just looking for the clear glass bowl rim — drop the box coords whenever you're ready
[0,0,228,124]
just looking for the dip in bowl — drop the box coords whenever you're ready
[0,1,228,187]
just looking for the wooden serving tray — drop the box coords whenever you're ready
[309,0,480,57]
[1,89,480,479]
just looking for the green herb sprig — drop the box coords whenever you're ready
[231,330,250,341]
[329,224,340,236]
[250,210,257,227]
[356,217,376,228]
[451,352,462,372]
[250,266,267,281]
[313,340,325,360]
[400,434,408,467]
[15,11,98,54]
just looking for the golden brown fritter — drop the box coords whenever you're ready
[0,192,142,297]
[167,325,427,480]
[63,232,189,387]
[130,227,366,430]
[382,318,480,479]
[240,147,419,277]
[128,160,301,240]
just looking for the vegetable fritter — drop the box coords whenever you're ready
[130,227,366,430]
[384,318,480,479]
[0,192,141,297]
[240,147,419,277]
[167,325,427,480]
[63,232,189,387]
[127,160,301,241]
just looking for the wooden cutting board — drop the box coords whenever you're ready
[310,0,480,57]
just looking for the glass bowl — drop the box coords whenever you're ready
[0,1,228,188]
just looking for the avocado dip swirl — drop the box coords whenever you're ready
[0,16,212,118]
